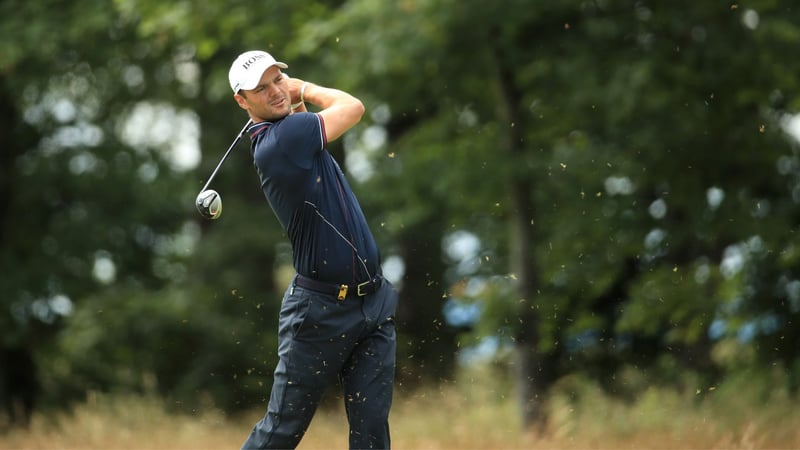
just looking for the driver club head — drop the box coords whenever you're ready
[196,189,222,220]
[194,120,251,221]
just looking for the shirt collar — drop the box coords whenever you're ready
[247,121,272,139]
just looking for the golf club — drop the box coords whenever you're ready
[195,119,253,219]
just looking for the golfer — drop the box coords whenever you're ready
[229,50,398,449]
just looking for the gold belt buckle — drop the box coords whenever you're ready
[357,281,370,296]
[337,284,348,301]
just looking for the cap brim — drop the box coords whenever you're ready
[238,61,289,91]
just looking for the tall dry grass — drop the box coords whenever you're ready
[2,367,798,449]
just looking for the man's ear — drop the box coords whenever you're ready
[234,93,248,110]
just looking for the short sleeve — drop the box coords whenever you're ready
[275,112,326,169]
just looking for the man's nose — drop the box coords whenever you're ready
[268,83,282,96]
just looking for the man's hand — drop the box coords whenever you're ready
[283,74,364,143]
[283,74,308,113]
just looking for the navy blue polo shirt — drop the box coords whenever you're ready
[249,113,380,284]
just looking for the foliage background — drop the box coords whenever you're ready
[1,0,799,436]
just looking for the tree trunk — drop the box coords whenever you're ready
[510,179,548,431]
[487,35,548,430]
[0,75,17,248]
[396,219,458,385]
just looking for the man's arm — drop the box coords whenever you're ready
[287,78,364,142]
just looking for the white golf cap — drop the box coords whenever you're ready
[228,50,288,93]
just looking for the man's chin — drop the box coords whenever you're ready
[263,107,291,121]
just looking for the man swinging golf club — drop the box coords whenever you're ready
[228,50,398,450]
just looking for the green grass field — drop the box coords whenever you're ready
[2,368,799,449]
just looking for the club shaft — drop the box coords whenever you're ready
[199,120,253,193]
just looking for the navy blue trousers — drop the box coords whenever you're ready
[241,277,398,449]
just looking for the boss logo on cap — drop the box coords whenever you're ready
[242,54,267,70]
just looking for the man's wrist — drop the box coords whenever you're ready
[300,82,308,104]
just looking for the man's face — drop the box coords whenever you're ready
[234,65,291,122]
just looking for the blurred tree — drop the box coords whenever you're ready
[4,0,800,434]
[0,0,289,417]
[436,0,800,428]
[0,0,196,418]
[313,0,800,429]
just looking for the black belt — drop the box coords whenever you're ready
[294,273,383,300]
